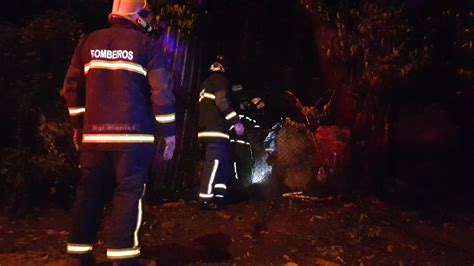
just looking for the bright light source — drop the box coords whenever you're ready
[251,154,272,184]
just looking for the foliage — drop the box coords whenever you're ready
[309,2,433,128]
[0,10,83,213]
[0,118,78,215]
[158,2,197,32]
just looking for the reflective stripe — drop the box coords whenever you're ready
[265,148,275,152]
[107,248,141,259]
[203,93,216,99]
[133,184,145,248]
[234,162,239,180]
[230,139,250,146]
[155,114,176,124]
[85,60,147,76]
[207,160,219,194]
[67,243,93,254]
[229,125,235,131]
[68,107,85,116]
[198,132,230,139]
[199,90,216,102]
[214,184,227,190]
[225,111,237,120]
[82,134,154,143]
[199,193,214,198]
[254,125,261,128]
[236,140,250,145]
[215,195,224,198]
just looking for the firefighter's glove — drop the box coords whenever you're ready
[163,135,176,161]
[73,129,82,151]
[234,123,245,136]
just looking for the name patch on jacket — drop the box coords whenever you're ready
[90,49,134,60]
[92,123,138,132]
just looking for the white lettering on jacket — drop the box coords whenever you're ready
[90,49,134,60]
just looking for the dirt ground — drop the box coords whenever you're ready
[1,195,473,266]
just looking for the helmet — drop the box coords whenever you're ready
[210,62,225,72]
[251,97,265,109]
[209,54,227,72]
[109,0,154,33]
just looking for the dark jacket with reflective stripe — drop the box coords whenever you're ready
[198,71,240,142]
[62,19,175,150]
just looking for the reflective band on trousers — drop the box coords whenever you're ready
[107,248,141,259]
[225,111,237,120]
[198,132,230,139]
[67,243,93,254]
[214,184,227,190]
[155,113,176,124]
[207,160,219,194]
[234,162,239,180]
[84,60,147,76]
[133,184,146,248]
[82,134,155,143]
[68,107,85,116]
[199,193,214,198]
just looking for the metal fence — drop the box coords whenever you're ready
[148,23,204,196]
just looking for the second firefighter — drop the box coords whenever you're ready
[197,56,245,210]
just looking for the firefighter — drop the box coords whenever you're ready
[197,56,245,210]
[62,0,176,265]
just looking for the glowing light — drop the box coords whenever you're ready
[251,153,272,184]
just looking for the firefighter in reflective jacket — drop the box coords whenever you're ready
[62,0,176,265]
[198,57,245,209]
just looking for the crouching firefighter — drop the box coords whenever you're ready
[62,0,176,265]
[197,56,245,210]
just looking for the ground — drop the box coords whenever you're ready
[0,195,473,266]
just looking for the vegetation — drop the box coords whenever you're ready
[0,11,82,214]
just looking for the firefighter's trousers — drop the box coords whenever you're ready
[231,137,253,186]
[67,148,153,264]
[198,142,232,202]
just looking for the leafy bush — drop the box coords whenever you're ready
[0,10,83,214]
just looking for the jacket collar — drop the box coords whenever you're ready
[109,17,142,31]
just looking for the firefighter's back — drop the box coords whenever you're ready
[80,23,157,149]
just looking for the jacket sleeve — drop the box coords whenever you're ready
[147,39,176,137]
[213,75,240,125]
[61,35,87,129]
